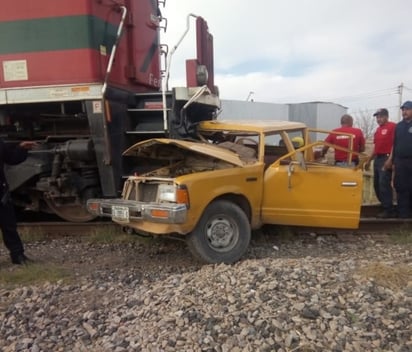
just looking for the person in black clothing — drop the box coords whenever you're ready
[392,101,412,218]
[0,138,38,264]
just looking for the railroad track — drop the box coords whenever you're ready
[16,205,412,237]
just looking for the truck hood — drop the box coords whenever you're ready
[123,138,247,167]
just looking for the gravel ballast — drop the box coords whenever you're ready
[0,231,411,352]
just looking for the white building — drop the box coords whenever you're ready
[219,100,347,133]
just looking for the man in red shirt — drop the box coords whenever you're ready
[321,114,366,166]
[365,108,396,218]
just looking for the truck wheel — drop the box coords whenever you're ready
[187,200,251,264]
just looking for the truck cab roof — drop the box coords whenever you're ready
[198,119,307,133]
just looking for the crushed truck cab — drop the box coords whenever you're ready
[87,120,365,264]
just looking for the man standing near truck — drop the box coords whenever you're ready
[391,101,412,219]
[321,114,365,166]
[0,138,38,264]
[365,108,396,218]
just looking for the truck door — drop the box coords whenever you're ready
[261,154,363,229]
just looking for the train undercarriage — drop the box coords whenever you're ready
[2,99,103,222]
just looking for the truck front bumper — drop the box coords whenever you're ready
[87,198,187,224]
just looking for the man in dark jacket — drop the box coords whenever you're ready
[0,138,38,264]
[392,101,412,218]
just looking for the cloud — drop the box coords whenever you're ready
[161,0,412,117]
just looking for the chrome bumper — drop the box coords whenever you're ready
[87,198,187,224]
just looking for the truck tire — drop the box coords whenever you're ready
[187,200,251,264]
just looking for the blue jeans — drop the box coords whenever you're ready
[373,156,394,211]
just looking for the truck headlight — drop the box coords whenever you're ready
[158,184,176,202]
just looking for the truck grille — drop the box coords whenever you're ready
[123,179,158,202]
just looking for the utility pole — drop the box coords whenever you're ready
[398,82,404,121]
[246,91,254,102]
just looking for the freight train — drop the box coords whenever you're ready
[0,0,220,222]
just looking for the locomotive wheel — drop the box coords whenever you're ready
[45,198,97,223]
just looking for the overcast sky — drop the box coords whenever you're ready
[160,0,412,121]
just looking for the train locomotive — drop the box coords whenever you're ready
[0,0,220,222]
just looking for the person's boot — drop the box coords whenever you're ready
[376,209,397,218]
[11,253,32,265]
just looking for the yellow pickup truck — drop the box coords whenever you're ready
[87,120,365,264]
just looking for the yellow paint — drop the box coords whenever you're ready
[262,162,362,228]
